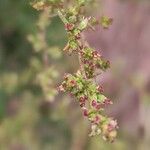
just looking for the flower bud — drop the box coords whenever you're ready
[97,85,104,93]
[96,104,102,110]
[65,23,74,31]
[92,115,101,124]
[91,100,97,107]
[82,107,88,117]
[70,80,76,87]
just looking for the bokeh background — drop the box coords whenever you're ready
[0,0,150,150]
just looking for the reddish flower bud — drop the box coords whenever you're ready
[70,80,76,87]
[91,115,101,125]
[92,100,97,107]
[92,51,101,58]
[97,85,104,93]
[94,115,101,124]
[75,33,81,39]
[79,96,86,107]
[84,96,88,100]
[96,104,102,110]
[82,107,88,117]
[65,23,74,31]
[79,96,84,101]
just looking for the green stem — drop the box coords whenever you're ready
[57,10,68,24]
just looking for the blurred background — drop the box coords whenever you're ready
[0,0,150,150]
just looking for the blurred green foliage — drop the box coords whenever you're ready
[0,0,33,118]
[0,0,74,149]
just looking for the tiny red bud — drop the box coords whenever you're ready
[80,103,85,107]
[82,107,88,117]
[92,100,97,107]
[75,33,81,39]
[96,104,102,110]
[79,96,84,101]
[97,85,104,93]
[65,23,74,31]
[92,51,101,58]
[79,96,86,107]
[91,115,101,124]
[95,115,101,124]
[70,80,76,86]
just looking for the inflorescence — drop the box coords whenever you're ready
[31,0,118,142]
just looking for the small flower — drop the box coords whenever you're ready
[92,115,101,124]
[70,80,76,87]
[107,120,118,132]
[92,50,101,58]
[82,107,89,117]
[79,96,85,101]
[65,23,74,31]
[75,33,81,39]
[91,100,97,107]
[79,96,86,107]
[97,85,104,93]
[96,104,103,110]
[103,98,113,105]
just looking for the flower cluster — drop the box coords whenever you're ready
[80,47,110,78]
[60,9,89,52]
[58,71,118,142]
[31,0,118,142]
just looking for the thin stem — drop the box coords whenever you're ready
[57,10,68,24]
